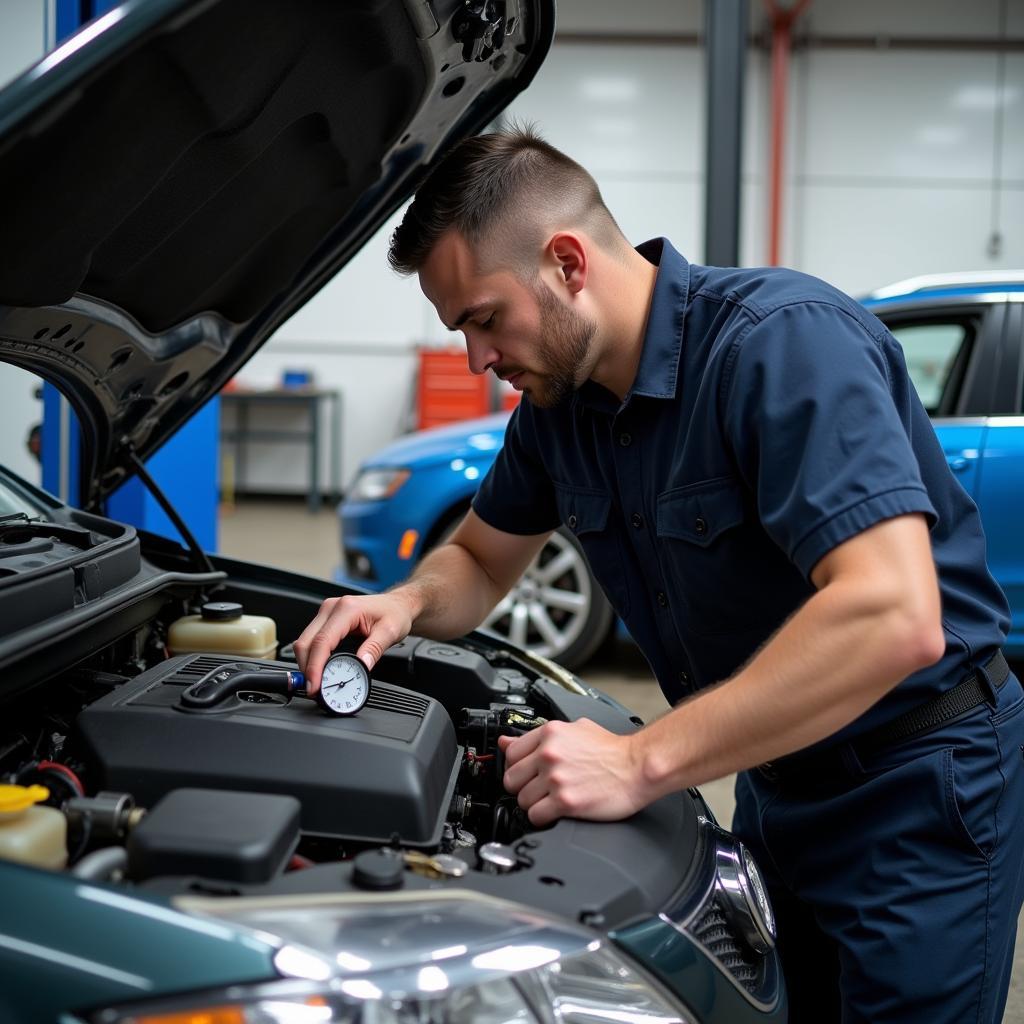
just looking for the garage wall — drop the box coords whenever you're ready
[787,0,1023,292]
[0,0,46,485]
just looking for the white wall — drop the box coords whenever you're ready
[785,6,1023,292]
[0,0,45,80]
[0,0,46,485]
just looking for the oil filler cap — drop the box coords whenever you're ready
[201,601,244,621]
[352,849,405,891]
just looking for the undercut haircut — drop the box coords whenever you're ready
[387,124,627,277]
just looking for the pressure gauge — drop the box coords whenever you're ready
[318,653,371,716]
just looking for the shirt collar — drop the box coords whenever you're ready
[575,237,690,413]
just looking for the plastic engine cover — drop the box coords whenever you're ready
[75,655,460,846]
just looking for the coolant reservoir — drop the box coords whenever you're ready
[0,785,68,870]
[168,601,278,659]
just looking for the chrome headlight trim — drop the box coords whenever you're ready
[660,815,781,1013]
[714,838,776,955]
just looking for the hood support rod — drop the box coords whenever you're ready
[125,447,217,577]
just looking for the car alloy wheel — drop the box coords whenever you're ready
[481,526,613,669]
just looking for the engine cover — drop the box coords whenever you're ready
[75,655,460,846]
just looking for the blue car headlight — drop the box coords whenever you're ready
[96,893,696,1024]
[347,468,410,502]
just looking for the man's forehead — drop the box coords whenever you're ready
[419,230,476,305]
[419,230,514,323]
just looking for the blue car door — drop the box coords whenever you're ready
[971,301,1024,652]
[977,417,1024,651]
[931,419,986,500]
[880,302,1022,657]
[881,313,986,497]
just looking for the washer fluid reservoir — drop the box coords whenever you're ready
[168,601,277,660]
[0,785,67,869]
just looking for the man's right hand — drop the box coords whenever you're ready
[293,513,550,693]
[294,591,417,693]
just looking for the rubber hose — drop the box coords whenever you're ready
[71,846,127,881]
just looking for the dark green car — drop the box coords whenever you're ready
[0,2,786,1021]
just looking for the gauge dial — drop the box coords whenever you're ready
[318,653,371,716]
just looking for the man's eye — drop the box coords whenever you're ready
[480,313,496,330]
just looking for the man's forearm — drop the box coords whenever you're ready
[633,574,945,800]
[389,541,505,639]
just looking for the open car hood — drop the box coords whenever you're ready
[0,0,553,508]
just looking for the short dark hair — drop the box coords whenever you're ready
[387,124,625,276]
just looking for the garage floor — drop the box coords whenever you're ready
[220,498,1023,1019]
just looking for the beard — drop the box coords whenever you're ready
[521,280,598,409]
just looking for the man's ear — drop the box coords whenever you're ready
[546,232,588,296]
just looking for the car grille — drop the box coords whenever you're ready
[690,896,761,995]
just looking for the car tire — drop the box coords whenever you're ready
[435,523,614,670]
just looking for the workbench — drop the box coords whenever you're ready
[219,388,341,512]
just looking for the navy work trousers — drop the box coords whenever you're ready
[732,669,1024,1022]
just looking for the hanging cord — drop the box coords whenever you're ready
[125,447,217,577]
[987,0,1008,258]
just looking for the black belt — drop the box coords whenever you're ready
[757,650,1011,785]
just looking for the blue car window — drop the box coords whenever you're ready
[889,321,970,413]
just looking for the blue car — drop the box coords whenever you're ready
[338,271,1024,667]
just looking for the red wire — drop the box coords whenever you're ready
[471,754,495,762]
[37,761,85,796]
[289,854,314,870]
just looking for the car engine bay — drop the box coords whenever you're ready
[0,578,703,926]
[0,499,780,1008]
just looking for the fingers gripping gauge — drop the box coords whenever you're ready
[316,653,371,716]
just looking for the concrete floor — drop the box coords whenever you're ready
[220,497,1023,1020]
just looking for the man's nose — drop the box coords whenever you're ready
[465,334,500,376]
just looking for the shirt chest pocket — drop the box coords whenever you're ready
[553,485,631,617]
[656,478,780,636]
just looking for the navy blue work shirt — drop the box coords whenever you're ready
[472,239,1009,743]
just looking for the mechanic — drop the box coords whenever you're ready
[295,128,1024,1022]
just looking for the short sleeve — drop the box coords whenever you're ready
[471,402,561,535]
[722,302,937,579]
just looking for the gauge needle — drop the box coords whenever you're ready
[323,681,346,691]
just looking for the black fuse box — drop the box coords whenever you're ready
[127,788,300,883]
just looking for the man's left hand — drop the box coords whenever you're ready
[498,719,650,827]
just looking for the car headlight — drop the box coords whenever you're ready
[95,893,695,1023]
[347,468,410,502]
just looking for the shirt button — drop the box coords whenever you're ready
[679,670,690,685]
[631,513,644,529]
[694,517,708,536]
[656,591,668,608]
[619,433,632,447]
[568,514,578,529]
